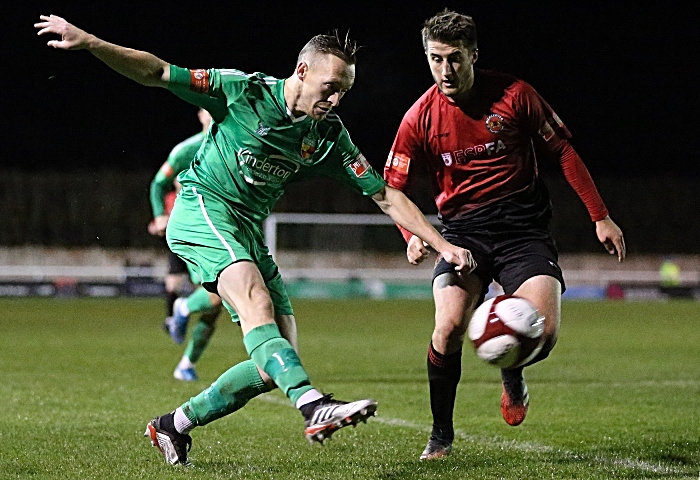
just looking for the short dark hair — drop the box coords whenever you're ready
[298,30,359,65]
[421,9,477,52]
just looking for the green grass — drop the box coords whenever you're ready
[0,298,698,479]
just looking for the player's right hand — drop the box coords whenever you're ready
[35,15,90,50]
[407,235,431,265]
[440,245,477,274]
[149,215,169,237]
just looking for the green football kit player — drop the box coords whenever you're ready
[148,108,225,382]
[149,117,208,229]
[37,13,476,467]
[148,129,202,316]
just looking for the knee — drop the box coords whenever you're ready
[541,314,560,348]
[521,310,560,368]
[540,330,558,356]
[231,284,275,324]
[433,315,468,344]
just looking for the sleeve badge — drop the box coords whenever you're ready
[388,152,411,174]
[350,154,371,177]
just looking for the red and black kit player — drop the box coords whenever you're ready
[384,9,626,460]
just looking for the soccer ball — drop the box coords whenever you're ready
[467,294,545,369]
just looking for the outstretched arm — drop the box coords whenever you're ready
[35,14,169,87]
[372,186,476,272]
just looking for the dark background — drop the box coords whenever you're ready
[1,1,699,252]
[5,1,698,176]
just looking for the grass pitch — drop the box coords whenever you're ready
[0,297,698,479]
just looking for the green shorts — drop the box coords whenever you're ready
[166,186,293,322]
[186,262,202,286]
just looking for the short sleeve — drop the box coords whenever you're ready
[167,66,229,122]
[318,127,386,196]
[384,109,423,193]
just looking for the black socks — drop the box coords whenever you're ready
[427,342,462,442]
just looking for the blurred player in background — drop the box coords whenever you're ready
[384,9,626,460]
[148,108,224,381]
[148,108,212,318]
[148,189,190,316]
[36,14,475,466]
[167,291,222,381]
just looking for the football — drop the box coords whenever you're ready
[467,294,545,369]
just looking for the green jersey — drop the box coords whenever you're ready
[167,66,386,223]
[149,131,205,217]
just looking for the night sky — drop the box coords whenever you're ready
[4,1,698,178]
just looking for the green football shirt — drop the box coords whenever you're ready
[149,131,205,217]
[167,66,386,223]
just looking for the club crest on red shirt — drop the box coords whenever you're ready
[538,121,555,141]
[485,113,504,133]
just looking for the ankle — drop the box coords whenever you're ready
[431,426,454,442]
[501,366,524,384]
[299,393,333,419]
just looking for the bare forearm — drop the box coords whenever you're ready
[36,15,170,88]
[86,36,169,87]
[373,187,447,251]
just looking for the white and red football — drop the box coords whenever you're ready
[467,294,545,369]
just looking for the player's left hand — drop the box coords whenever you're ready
[596,216,626,262]
[151,214,169,237]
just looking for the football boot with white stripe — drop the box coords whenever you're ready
[303,394,377,444]
[144,413,192,465]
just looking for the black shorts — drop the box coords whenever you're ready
[433,179,565,300]
[433,226,566,301]
[168,250,189,275]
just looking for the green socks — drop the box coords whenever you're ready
[180,323,313,426]
[243,323,313,404]
[181,359,270,426]
[184,318,216,363]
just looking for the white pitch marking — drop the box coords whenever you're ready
[256,393,685,475]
